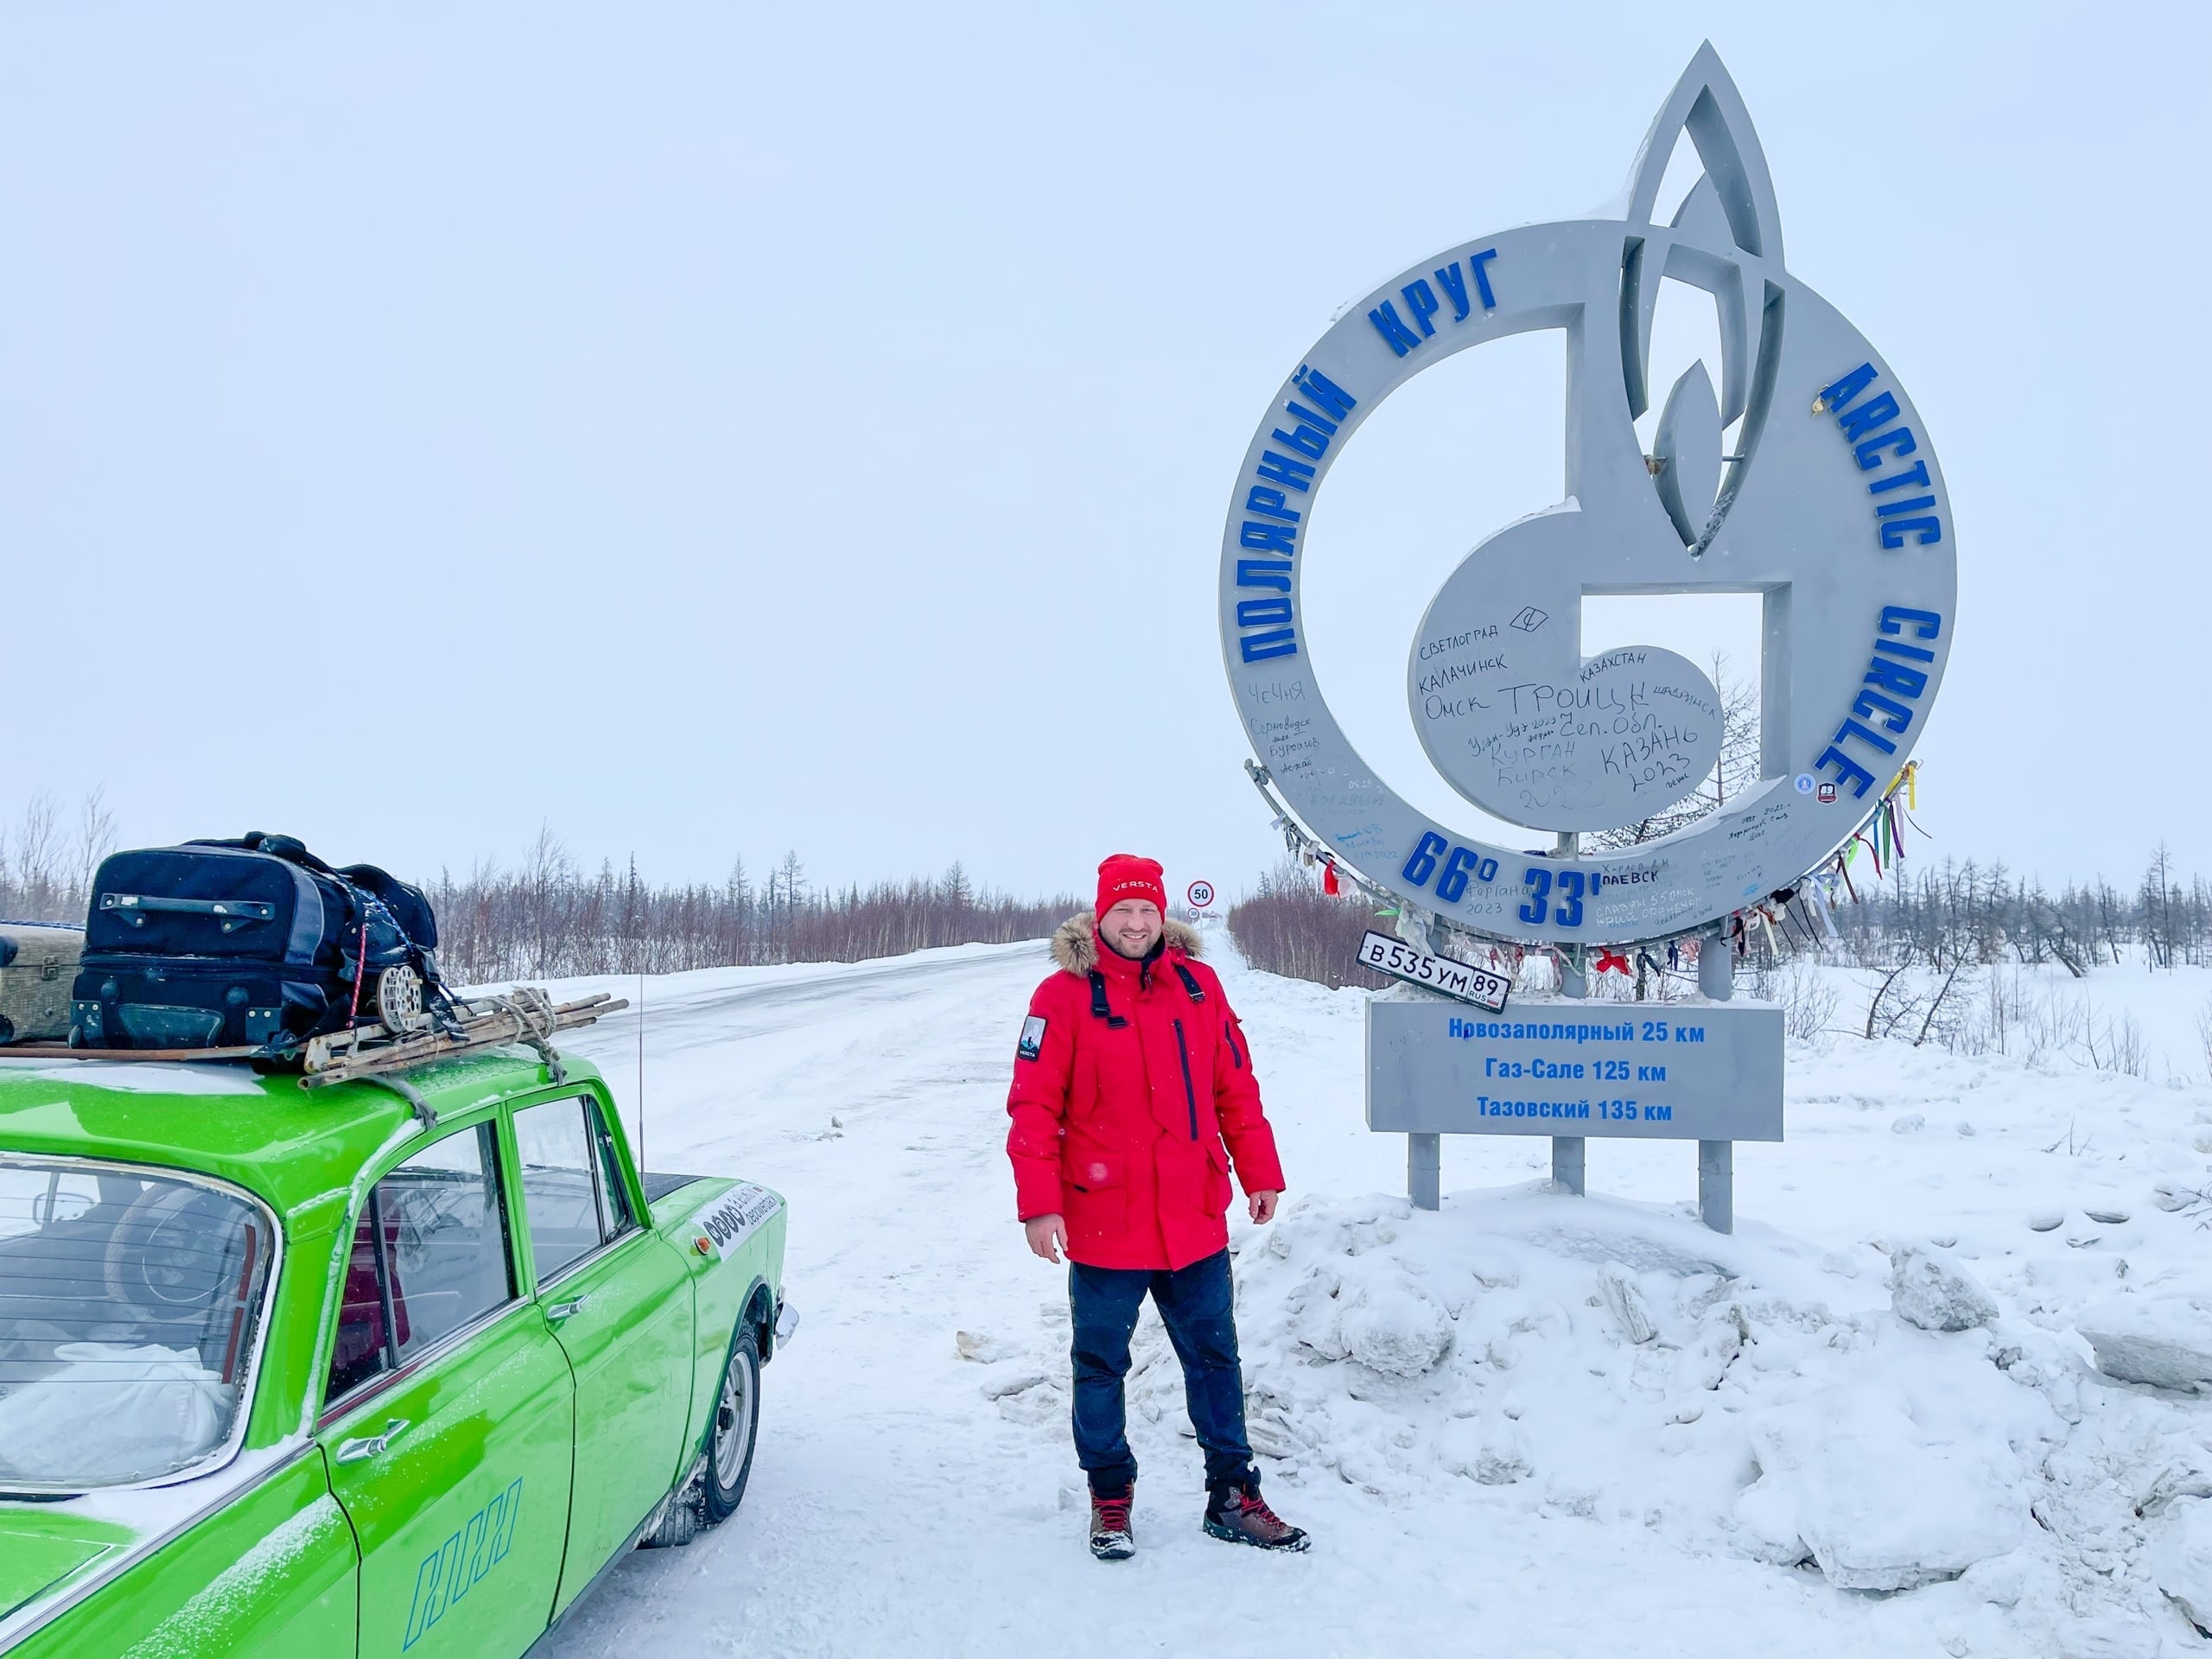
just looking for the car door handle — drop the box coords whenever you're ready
[335,1419,411,1464]
[545,1294,591,1324]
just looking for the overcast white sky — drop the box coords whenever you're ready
[2,4,2203,903]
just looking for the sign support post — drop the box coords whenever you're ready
[1554,931,1588,1198]
[1697,929,1735,1233]
[1408,1132,1440,1212]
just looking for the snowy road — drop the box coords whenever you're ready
[524,935,2212,1658]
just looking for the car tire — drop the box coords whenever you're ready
[702,1320,762,1523]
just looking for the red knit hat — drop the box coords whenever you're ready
[1095,853,1166,920]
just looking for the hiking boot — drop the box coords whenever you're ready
[1089,1484,1135,1560]
[1204,1478,1309,1552]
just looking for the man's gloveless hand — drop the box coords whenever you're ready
[1027,1194,1276,1262]
[1025,1214,1067,1263]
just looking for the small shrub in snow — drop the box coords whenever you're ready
[1778,961,1839,1042]
[1225,861,1393,990]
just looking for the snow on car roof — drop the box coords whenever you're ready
[0,1048,597,1227]
[0,1060,266,1096]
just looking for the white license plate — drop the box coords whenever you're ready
[1356,931,1511,1012]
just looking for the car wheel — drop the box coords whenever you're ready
[702,1321,761,1523]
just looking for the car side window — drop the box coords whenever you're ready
[326,1122,515,1405]
[514,1096,635,1287]
[589,1101,637,1235]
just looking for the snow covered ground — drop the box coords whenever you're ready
[528,931,2212,1658]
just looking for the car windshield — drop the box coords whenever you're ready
[0,1158,276,1491]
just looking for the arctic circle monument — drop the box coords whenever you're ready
[1218,46,1955,1230]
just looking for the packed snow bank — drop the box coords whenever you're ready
[2077,1289,2212,1393]
[976,1178,2212,1630]
[1737,1389,2025,1590]
[2152,1499,2212,1633]
[1061,1189,2061,1593]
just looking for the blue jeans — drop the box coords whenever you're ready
[1069,1249,1255,1496]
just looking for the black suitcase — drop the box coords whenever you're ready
[71,832,443,1052]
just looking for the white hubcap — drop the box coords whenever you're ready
[714,1347,755,1486]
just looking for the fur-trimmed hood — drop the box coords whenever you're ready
[1051,910,1202,976]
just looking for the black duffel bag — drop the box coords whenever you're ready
[72,832,445,1052]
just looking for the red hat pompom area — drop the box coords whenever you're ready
[1096,854,1167,919]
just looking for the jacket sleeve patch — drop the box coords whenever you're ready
[1017,1014,1048,1061]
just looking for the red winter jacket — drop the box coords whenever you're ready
[1007,913,1286,1271]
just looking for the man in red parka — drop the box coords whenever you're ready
[1007,854,1309,1560]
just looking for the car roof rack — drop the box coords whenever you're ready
[300,988,626,1088]
[0,987,627,1090]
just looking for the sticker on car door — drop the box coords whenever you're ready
[696,1185,782,1261]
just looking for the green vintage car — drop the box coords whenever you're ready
[0,1047,791,1656]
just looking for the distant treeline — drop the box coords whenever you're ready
[428,831,1077,983]
[1803,846,2212,976]
[1227,861,1391,991]
[0,799,1075,984]
[11,785,2212,999]
[1224,844,2212,996]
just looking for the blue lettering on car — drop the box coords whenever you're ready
[404,1476,523,1649]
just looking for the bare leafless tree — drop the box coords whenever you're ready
[0,791,110,923]
[75,788,116,896]
[1589,650,1761,849]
